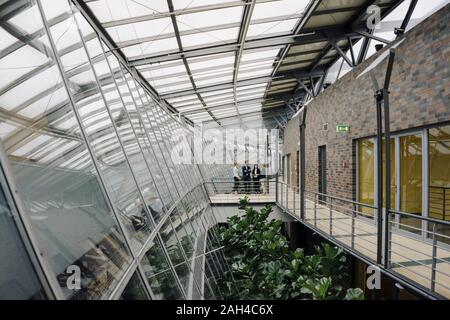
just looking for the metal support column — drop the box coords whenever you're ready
[375,88,384,266]
[383,50,395,269]
[299,106,307,220]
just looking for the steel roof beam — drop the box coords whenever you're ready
[166,0,220,125]
[161,75,274,99]
[98,0,280,28]
[265,0,322,99]
[116,12,302,48]
[233,0,256,120]
[128,32,324,66]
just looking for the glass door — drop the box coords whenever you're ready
[358,139,376,218]
[399,133,423,235]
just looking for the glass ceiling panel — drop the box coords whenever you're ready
[241,48,280,62]
[88,0,169,23]
[237,91,266,100]
[205,97,235,106]
[8,6,44,34]
[188,115,212,121]
[187,54,235,70]
[167,94,198,104]
[246,19,298,38]
[155,82,193,94]
[137,62,186,79]
[173,99,203,109]
[201,88,233,97]
[150,74,191,87]
[121,37,179,58]
[238,106,262,113]
[18,87,68,119]
[176,7,243,31]
[236,83,268,92]
[212,110,236,118]
[0,27,17,51]
[203,93,234,103]
[80,0,405,127]
[252,0,309,20]
[181,27,239,48]
[238,67,273,80]
[10,134,52,158]
[194,74,232,87]
[106,18,174,43]
[172,0,239,10]
[0,46,49,90]
[0,122,19,139]
[178,105,205,113]
[0,65,60,111]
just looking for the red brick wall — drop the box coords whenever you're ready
[283,4,450,199]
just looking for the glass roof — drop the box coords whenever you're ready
[83,0,312,125]
[1,0,435,131]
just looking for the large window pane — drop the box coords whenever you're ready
[70,14,154,251]
[428,125,450,244]
[429,125,450,221]
[1,0,132,299]
[140,237,183,300]
[120,272,148,300]
[399,134,423,234]
[382,138,396,208]
[358,139,375,217]
[0,179,46,299]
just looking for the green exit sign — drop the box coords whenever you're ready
[337,125,350,132]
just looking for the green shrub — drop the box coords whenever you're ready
[218,196,364,300]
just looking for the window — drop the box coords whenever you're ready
[356,124,450,237]
[358,139,375,215]
[429,125,450,221]
[140,238,184,300]
[120,272,148,300]
[0,178,47,299]
[399,133,423,234]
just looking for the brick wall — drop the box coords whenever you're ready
[282,4,450,199]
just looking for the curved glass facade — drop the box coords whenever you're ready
[0,0,229,300]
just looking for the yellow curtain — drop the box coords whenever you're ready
[382,138,396,208]
[429,125,450,221]
[358,139,375,216]
[400,134,423,214]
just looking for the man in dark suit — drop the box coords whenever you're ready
[252,164,261,193]
[242,160,251,194]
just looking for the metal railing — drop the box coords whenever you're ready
[277,181,301,217]
[273,180,450,299]
[387,209,450,294]
[200,178,450,298]
[429,186,450,221]
[204,177,277,202]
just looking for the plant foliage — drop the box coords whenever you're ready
[218,196,364,300]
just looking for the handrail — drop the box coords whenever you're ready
[304,189,378,210]
[389,208,450,226]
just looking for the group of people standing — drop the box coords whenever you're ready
[232,161,262,194]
